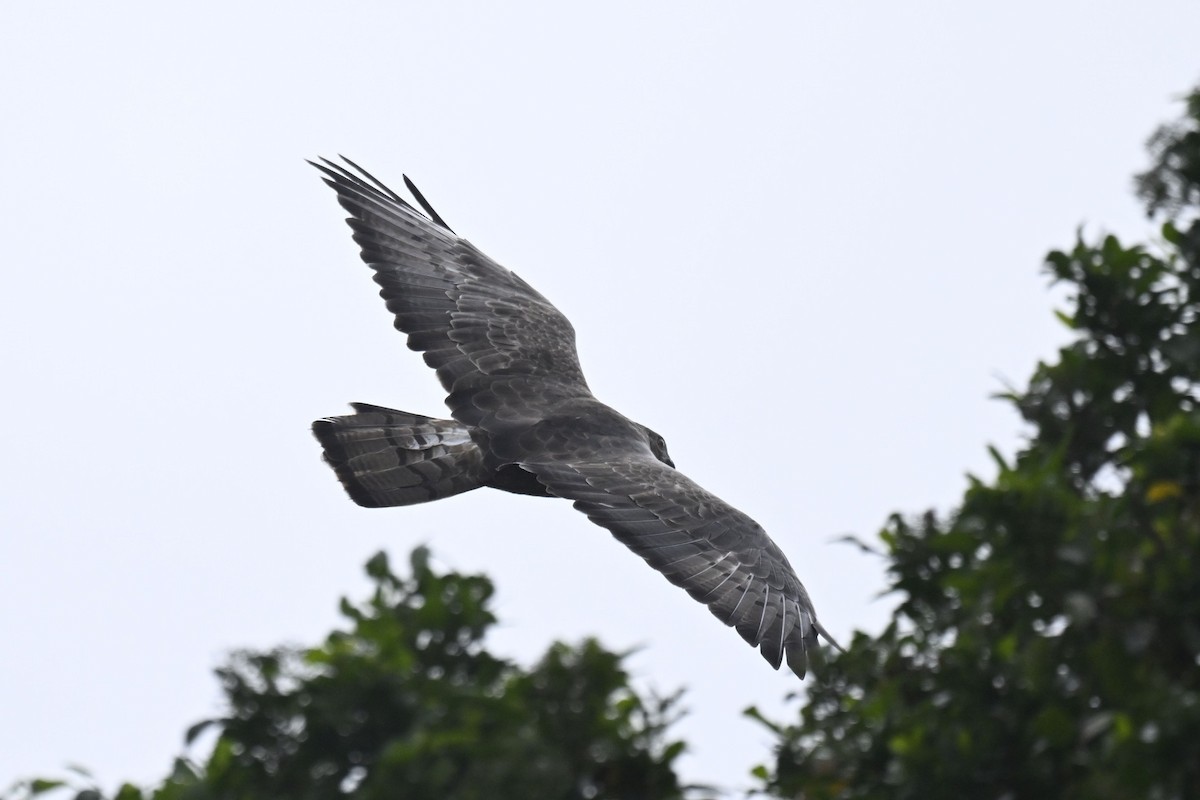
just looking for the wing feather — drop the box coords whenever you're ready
[311,158,591,428]
[525,457,840,677]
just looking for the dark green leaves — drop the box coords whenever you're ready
[749,83,1200,800]
[7,550,688,800]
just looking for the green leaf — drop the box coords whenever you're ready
[364,550,390,580]
[112,784,144,800]
[183,718,219,746]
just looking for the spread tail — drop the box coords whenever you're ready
[312,404,486,507]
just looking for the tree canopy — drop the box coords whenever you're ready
[750,85,1200,800]
[7,548,690,800]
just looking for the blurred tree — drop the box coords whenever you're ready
[6,548,690,800]
[749,85,1200,799]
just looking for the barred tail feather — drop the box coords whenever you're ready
[312,403,486,507]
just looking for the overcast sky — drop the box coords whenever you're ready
[2,2,1198,796]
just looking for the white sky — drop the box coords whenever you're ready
[2,2,1197,796]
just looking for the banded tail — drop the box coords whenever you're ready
[312,403,487,507]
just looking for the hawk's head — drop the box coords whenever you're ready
[641,426,674,469]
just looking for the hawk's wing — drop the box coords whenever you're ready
[524,455,841,678]
[312,158,592,428]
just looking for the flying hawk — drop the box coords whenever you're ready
[311,158,842,677]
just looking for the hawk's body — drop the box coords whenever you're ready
[312,158,840,677]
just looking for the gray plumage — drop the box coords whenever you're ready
[310,158,841,677]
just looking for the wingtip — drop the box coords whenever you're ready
[312,156,455,234]
[785,638,809,679]
[310,155,341,171]
[780,620,844,679]
[813,619,846,654]
[402,173,455,233]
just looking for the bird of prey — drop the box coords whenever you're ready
[310,158,842,677]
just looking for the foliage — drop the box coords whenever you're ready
[749,87,1200,799]
[6,548,689,800]
[1137,86,1200,220]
